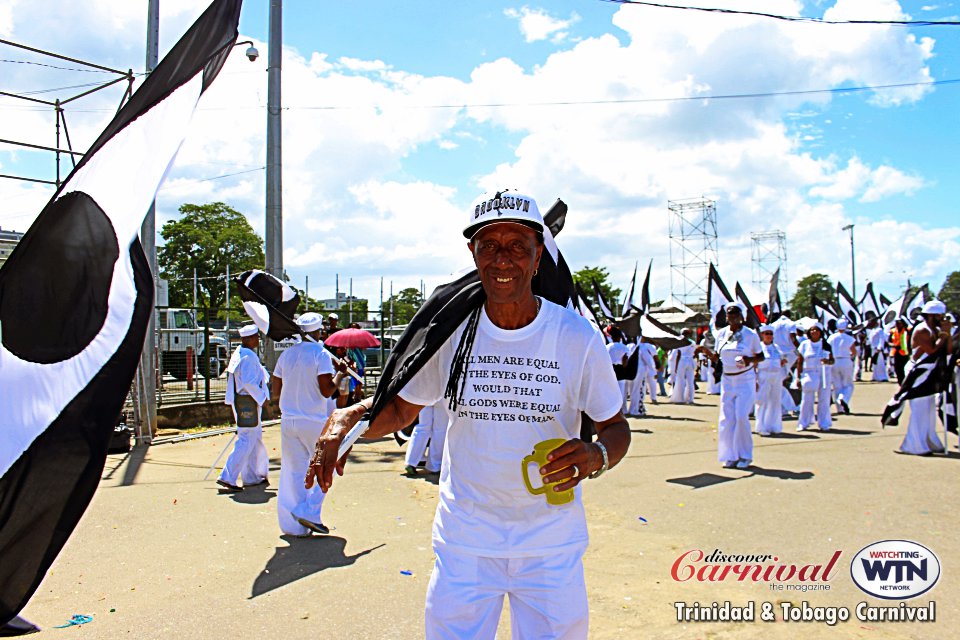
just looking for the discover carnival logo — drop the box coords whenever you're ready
[850,540,941,600]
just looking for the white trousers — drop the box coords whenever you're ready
[627,368,657,414]
[831,359,855,405]
[425,545,588,640]
[872,352,889,382]
[405,418,447,473]
[755,372,783,435]
[798,372,831,430]
[717,374,756,464]
[219,424,268,486]
[670,360,695,404]
[278,416,328,535]
[900,395,943,454]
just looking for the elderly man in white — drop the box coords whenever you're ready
[217,324,270,492]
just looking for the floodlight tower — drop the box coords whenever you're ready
[751,230,788,302]
[667,197,718,306]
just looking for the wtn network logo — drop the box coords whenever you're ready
[850,540,941,600]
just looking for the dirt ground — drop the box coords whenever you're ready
[18,380,960,639]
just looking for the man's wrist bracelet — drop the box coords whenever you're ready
[588,441,609,479]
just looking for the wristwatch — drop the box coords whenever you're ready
[588,441,609,479]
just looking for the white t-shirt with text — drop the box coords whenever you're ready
[398,299,623,558]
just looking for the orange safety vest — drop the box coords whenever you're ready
[889,328,908,357]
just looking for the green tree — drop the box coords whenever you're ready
[384,287,424,326]
[158,202,264,310]
[938,271,960,312]
[572,265,622,314]
[789,273,835,317]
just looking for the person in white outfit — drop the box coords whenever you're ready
[827,319,857,414]
[271,312,342,535]
[698,333,720,395]
[670,329,697,404]
[755,325,787,435]
[796,323,835,432]
[405,401,450,475]
[606,327,630,414]
[868,320,889,382]
[306,190,631,640]
[771,312,799,415]
[217,324,270,492]
[626,338,658,417]
[898,300,951,455]
[699,302,764,468]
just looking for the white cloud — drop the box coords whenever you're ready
[504,6,580,43]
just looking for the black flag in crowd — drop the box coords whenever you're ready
[640,259,652,314]
[734,282,763,330]
[858,282,881,322]
[707,263,734,334]
[592,278,616,321]
[0,0,242,625]
[767,267,781,318]
[236,269,302,340]
[836,282,860,324]
[621,262,637,313]
[881,350,948,427]
[366,200,576,425]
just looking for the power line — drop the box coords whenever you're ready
[0,58,115,73]
[601,0,960,26]
[287,78,959,111]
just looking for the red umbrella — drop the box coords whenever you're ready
[323,327,381,349]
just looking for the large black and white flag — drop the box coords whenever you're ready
[767,267,781,318]
[0,0,242,625]
[592,279,616,321]
[706,263,734,335]
[734,282,763,330]
[621,262,637,313]
[574,282,604,336]
[901,285,928,325]
[812,294,840,330]
[836,282,860,325]
[640,259,652,314]
[881,351,948,426]
[858,282,881,322]
[236,269,301,341]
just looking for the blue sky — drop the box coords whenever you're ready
[1,0,958,310]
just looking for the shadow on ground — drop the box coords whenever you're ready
[251,536,385,598]
[667,466,815,489]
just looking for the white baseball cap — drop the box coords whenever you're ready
[463,190,544,239]
[837,319,849,330]
[297,312,324,332]
[328,312,339,320]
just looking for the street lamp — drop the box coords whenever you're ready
[842,224,856,300]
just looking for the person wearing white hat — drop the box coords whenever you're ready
[796,322,834,431]
[217,325,270,492]
[866,318,889,382]
[605,326,631,414]
[271,312,343,535]
[827,318,857,414]
[898,300,951,455]
[307,189,630,639]
[669,328,697,404]
[755,325,787,435]
[698,302,765,468]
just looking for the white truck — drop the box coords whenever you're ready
[157,308,230,381]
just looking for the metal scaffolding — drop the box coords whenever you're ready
[668,197,718,306]
[751,230,788,302]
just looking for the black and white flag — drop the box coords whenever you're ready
[236,269,301,341]
[881,351,948,426]
[837,282,860,324]
[592,279,616,321]
[735,282,763,330]
[640,259,652,314]
[706,263,734,335]
[621,262,637,313]
[767,267,781,318]
[812,294,840,330]
[0,0,242,625]
[858,282,881,322]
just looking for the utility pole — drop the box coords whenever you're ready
[842,224,856,300]
[136,0,160,444]
[263,0,283,369]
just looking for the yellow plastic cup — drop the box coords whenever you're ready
[521,438,574,506]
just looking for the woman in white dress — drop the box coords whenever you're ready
[698,303,765,469]
[796,323,834,431]
[755,325,786,435]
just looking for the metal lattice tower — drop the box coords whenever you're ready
[668,197,718,306]
[750,230,788,302]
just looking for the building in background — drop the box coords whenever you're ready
[0,228,24,269]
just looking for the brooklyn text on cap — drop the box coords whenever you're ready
[463,190,545,239]
[297,312,324,332]
[239,324,259,337]
[921,300,947,315]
